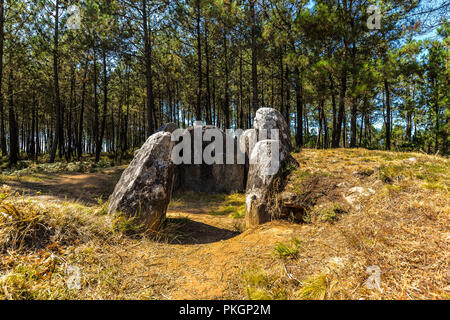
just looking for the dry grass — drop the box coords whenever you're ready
[226,149,449,300]
[0,148,448,300]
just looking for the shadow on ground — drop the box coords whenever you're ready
[161,218,240,245]
[3,167,242,245]
[2,168,124,205]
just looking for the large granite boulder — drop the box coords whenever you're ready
[245,108,298,227]
[174,125,246,193]
[245,140,294,227]
[156,122,178,133]
[254,108,292,151]
[108,132,175,231]
[133,123,178,158]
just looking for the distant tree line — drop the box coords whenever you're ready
[0,0,448,166]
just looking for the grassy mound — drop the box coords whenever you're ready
[230,149,449,300]
[0,149,448,300]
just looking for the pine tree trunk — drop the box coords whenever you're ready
[142,0,154,135]
[96,50,108,163]
[250,0,258,115]
[0,0,6,156]
[385,79,391,150]
[294,67,303,148]
[333,67,347,148]
[205,19,212,125]
[195,0,202,121]
[78,58,88,160]
[223,29,230,129]
[50,0,62,163]
[8,67,18,166]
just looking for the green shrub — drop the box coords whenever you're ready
[295,274,328,300]
[274,238,302,259]
[242,266,289,300]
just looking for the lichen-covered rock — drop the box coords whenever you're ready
[175,125,246,193]
[156,122,178,133]
[343,186,375,210]
[254,108,292,151]
[108,132,175,231]
[245,108,298,227]
[245,140,297,227]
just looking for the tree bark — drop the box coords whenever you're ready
[195,0,202,121]
[67,67,75,161]
[50,0,62,163]
[222,29,230,129]
[143,0,154,135]
[250,0,258,115]
[0,0,6,156]
[294,67,303,148]
[93,48,99,155]
[350,96,357,148]
[384,78,391,150]
[330,73,337,137]
[332,66,347,148]
[78,58,88,160]
[8,67,18,166]
[285,61,290,129]
[95,50,108,162]
[205,19,212,125]
[433,77,439,153]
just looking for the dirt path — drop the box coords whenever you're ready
[2,150,448,299]
[3,167,291,299]
[2,167,124,205]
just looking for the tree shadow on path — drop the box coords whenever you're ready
[158,218,240,245]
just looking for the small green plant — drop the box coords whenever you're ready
[96,196,104,206]
[424,182,446,191]
[113,214,144,235]
[93,158,112,169]
[242,266,289,300]
[229,209,245,219]
[209,193,246,218]
[378,165,403,183]
[96,203,109,216]
[296,274,328,300]
[282,162,297,175]
[246,287,274,300]
[274,238,302,259]
[210,205,235,216]
[232,221,245,233]
[317,203,346,223]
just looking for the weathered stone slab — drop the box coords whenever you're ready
[245,140,295,227]
[245,108,298,227]
[108,132,175,231]
[156,122,179,133]
[174,125,246,193]
[254,108,292,151]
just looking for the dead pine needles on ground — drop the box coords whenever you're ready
[0,149,448,300]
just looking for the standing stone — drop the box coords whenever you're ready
[254,108,292,151]
[156,122,178,133]
[108,132,175,231]
[245,140,293,227]
[245,108,298,227]
[132,122,177,159]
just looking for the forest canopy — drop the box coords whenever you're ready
[0,0,448,166]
